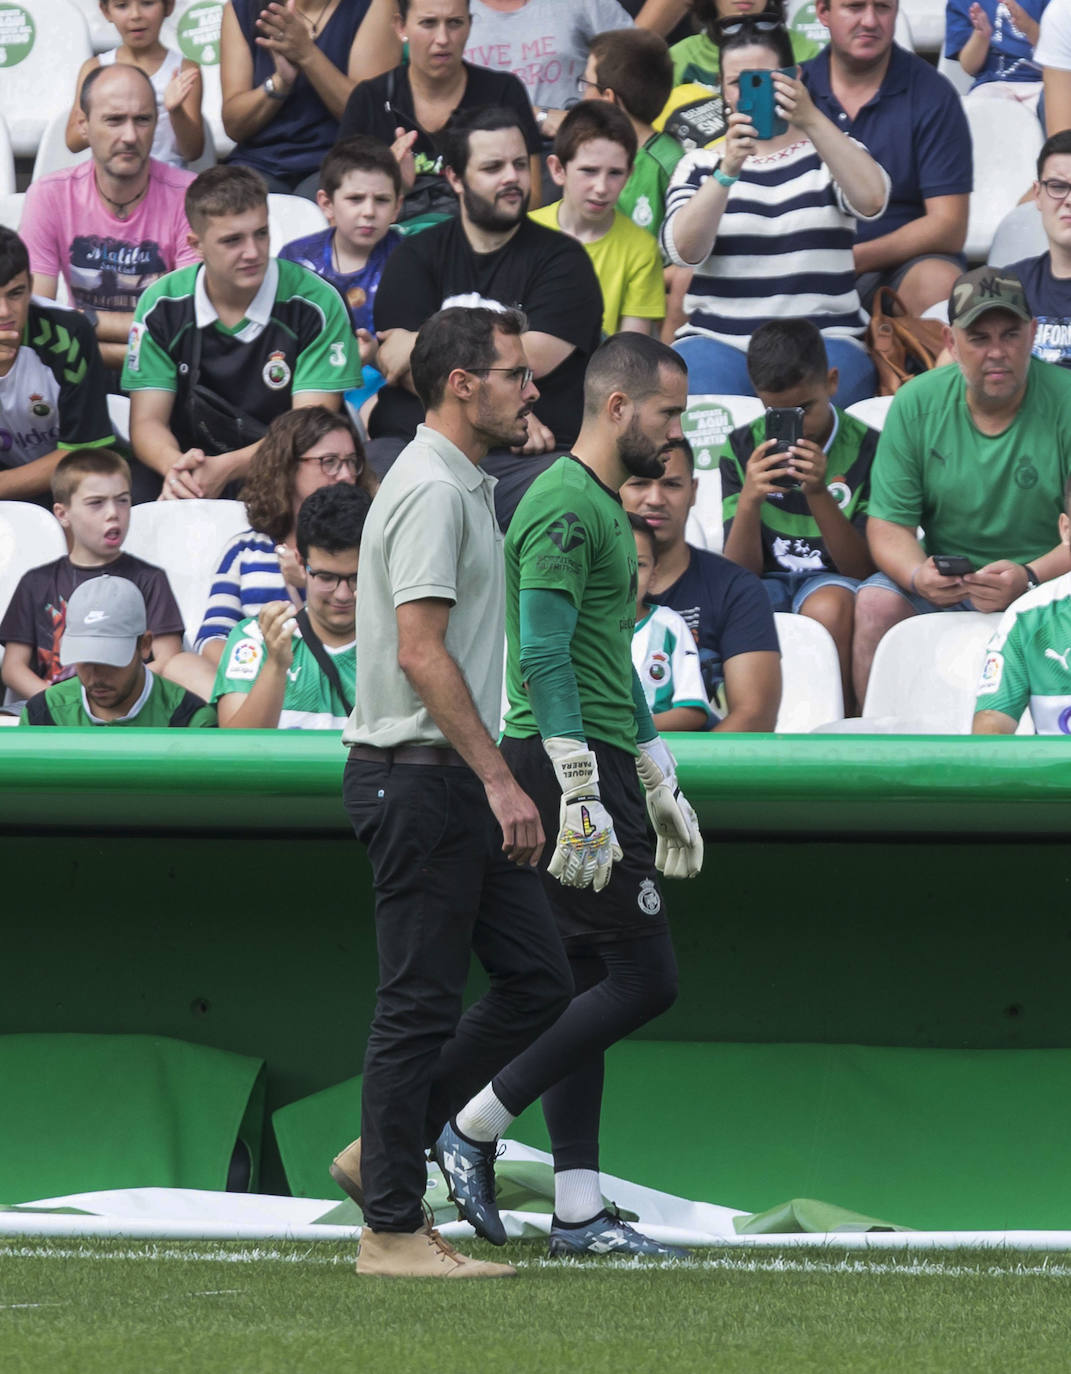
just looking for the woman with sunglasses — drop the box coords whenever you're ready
[661,22,889,404]
[163,407,377,701]
[670,2,822,87]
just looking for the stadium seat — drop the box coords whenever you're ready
[107,394,131,446]
[844,395,894,431]
[0,502,67,678]
[161,0,235,158]
[988,201,1047,268]
[0,113,14,197]
[0,193,24,232]
[935,51,973,97]
[773,611,845,731]
[897,0,944,52]
[66,0,120,53]
[268,194,328,257]
[0,0,93,157]
[963,96,1043,262]
[124,499,249,649]
[682,394,763,553]
[859,610,1032,733]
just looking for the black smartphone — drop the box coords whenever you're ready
[933,555,973,577]
[765,406,804,491]
[736,69,791,140]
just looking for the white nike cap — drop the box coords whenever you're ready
[60,575,147,668]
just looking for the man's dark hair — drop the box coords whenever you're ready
[717,22,795,72]
[443,106,526,178]
[588,29,674,125]
[1037,129,1071,181]
[583,333,688,416]
[746,318,829,393]
[296,482,373,561]
[628,510,658,555]
[692,0,786,37]
[554,100,637,169]
[410,305,527,410]
[0,227,30,288]
[666,435,695,473]
[80,62,157,118]
[186,166,268,234]
[320,135,403,198]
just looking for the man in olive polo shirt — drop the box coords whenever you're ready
[854,266,1071,701]
[330,306,571,1280]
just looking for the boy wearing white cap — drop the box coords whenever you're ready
[20,576,215,728]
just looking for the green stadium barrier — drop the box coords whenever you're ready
[3,730,1071,1202]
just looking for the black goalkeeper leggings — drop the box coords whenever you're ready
[491,929,678,1174]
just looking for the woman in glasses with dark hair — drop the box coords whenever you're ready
[163,407,377,701]
[669,0,822,87]
[660,21,889,405]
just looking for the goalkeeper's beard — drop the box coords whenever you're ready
[619,416,673,480]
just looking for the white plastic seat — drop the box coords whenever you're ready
[858,610,1031,732]
[123,500,249,648]
[65,0,120,53]
[897,0,944,51]
[0,113,15,197]
[963,96,1044,262]
[0,502,68,676]
[681,394,763,553]
[268,194,328,258]
[988,201,1047,268]
[162,0,234,158]
[107,394,131,446]
[844,395,895,432]
[773,611,845,732]
[0,0,93,157]
[936,51,973,97]
[0,193,24,231]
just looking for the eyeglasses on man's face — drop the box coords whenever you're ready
[472,365,534,388]
[1039,178,1071,202]
[306,567,358,592]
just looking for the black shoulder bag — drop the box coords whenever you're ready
[295,608,354,716]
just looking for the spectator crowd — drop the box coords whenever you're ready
[4,0,1071,734]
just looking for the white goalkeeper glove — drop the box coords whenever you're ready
[635,736,703,879]
[543,736,622,892]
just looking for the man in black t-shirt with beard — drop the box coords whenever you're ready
[367,106,604,526]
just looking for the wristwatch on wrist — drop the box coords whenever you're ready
[263,75,287,101]
[1021,563,1040,589]
[712,167,739,188]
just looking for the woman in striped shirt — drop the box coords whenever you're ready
[660,21,889,405]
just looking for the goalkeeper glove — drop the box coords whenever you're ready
[543,736,622,892]
[635,736,703,879]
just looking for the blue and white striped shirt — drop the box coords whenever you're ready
[661,137,888,352]
[195,530,298,651]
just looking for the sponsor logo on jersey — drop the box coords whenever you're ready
[263,350,291,390]
[1059,705,1071,735]
[772,535,825,573]
[547,513,586,553]
[977,650,1003,694]
[227,637,262,680]
[646,651,669,684]
[125,322,145,374]
[637,877,662,916]
[1045,646,1071,672]
[29,392,51,418]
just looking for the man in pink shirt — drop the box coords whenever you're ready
[20,64,198,374]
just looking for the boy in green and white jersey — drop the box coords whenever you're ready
[629,512,711,730]
[213,484,370,731]
[974,481,1071,735]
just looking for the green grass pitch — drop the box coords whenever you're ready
[3,1238,1071,1374]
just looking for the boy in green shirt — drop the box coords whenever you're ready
[21,576,214,727]
[720,318,878,709]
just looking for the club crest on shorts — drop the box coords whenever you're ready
[263,350,291,390]
[637,877,662,916]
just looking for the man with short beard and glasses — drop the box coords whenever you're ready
[365,105,603,527]
[433,334,704,1261]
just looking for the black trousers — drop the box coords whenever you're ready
[344,754,572,1232]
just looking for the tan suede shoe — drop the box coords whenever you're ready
[356,1224,517,1278]
[329,1138,364,1211]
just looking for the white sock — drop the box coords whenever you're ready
[554,1168,603,1223]
[455,1084,515,1143]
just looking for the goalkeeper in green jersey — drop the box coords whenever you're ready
[434,333,704,1258]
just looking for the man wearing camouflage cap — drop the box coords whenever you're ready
[852,266,1071,703]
